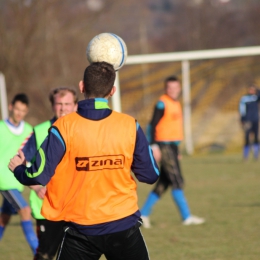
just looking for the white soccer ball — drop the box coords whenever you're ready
[86,33,128,71]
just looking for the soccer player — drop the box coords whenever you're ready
[0,93,38,254]
[22,87,78,260]
[9,62,159,260]
[140,76,205,228]
[239,84,260,160]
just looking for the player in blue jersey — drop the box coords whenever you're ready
[0,93,38,255]
[239,84,260,160]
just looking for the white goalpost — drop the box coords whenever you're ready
[0,72,8,120]
[112,46,260,155]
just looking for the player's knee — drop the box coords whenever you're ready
[153,185,166,197]
[0,213,11,226]
[19,206,32,220]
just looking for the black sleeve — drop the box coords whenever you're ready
[150,105,164,145]
[22,132,37,162]
[257,89,260,101]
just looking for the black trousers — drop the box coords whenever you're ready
[34,219,65,260]
[243,121,259,146]
[153,143,184,197]
[56,221,149,260]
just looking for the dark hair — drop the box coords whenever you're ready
[49,86,78,106]
[164,75,179,90]
[83,62,116,98]
[11,93,29,106]
[248,84,257,89]
[165,75,179,84]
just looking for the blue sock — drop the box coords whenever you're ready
[253,144,259,159]
[0,226,5,240]
[140,192,159,217]
[21,220,38,255]
[243,145,250,159]
[171,189,191,220]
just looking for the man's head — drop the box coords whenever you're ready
[49,87,78,119]
[164,76,181,100]
[248,84,257,95]
[79,62,116,99]
[8,93,29,125]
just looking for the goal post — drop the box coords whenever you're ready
[111,71,122,112]
[0,72,8,120]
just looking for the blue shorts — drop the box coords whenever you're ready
[0,189,28,215]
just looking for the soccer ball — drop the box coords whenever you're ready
[86,33,128,71]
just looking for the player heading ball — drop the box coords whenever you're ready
[9,61,159,260]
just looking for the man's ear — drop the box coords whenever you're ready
[109,86,116,97]
[79,80,85,93]
[8,104,13,112]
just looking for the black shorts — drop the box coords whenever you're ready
[56,220,149,260]
[153,143,184,196]
[243,121,259,145]
[34,219,65,260]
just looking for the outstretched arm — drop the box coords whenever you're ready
[9,126,65,186]
[9,149,26,171]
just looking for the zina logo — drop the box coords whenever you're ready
[75,155,125,171]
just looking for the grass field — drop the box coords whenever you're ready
[1,153,260,260]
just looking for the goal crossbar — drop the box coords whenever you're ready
[126,46,260,64]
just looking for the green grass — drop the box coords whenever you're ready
[1,153,260,259]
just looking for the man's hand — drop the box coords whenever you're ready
[30,185,46,199]
[8,149,26,172]
[241,121,252,131]
[151,144,161,163]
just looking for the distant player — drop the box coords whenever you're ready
[0,93,38,254]
[140,76,205,228]
[239,84,260,160]
[22,87,78,260]
[9,62,159,260]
